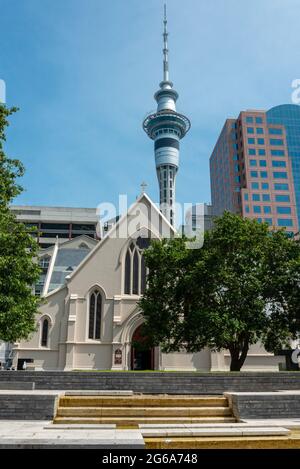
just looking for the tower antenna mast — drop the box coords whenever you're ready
[143,4,190,226]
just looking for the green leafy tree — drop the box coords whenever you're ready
[139,212,300,371]
[0,105,40,342]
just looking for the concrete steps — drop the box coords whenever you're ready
[53,394,235,425]
[54,416,235,425]
[56,406,232,418]
[144,435,299,449]
[58,396,228,407]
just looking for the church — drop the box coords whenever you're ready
[12,9,283,372]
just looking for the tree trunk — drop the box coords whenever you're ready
[229,340,249,371]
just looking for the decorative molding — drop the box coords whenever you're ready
[64,341,112,345]
[14,348,59,352]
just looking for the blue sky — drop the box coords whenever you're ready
[2,0,300,213]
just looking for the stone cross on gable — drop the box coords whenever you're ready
[140,181,148,194]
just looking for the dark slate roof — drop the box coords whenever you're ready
[48,248,91,292]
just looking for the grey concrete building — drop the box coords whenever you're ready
[11,205,100,249]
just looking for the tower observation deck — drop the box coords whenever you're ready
[143,4,190,225]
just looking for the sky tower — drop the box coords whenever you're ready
[143,4,191,225]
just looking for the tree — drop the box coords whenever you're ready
[139,212,300,371]
[0,104,40,343]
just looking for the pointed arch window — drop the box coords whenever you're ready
[41,318,49,347]
[124,236,150,295]
[88,290,102,339]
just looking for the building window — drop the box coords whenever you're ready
[261,183,269,190]
[35,285,43,297]
[258,149,266,155]
[263,206,271,214]
[248,149,256,155]
[250,160,257,166]
[260,171,268,178]
[257,138,265,145]
[255,117,263,124]
[269,128,283,135]
[253,206,261,213]
[270,139,284,146]
[262,194,270,201]
[277,206,292,214]
[248,138,255,144]
[35,273,47,297]
[259,160,267,167]
[278,219,293,227]
[252,194,260,201]
[244,193,249,201]
[256,128,264,134]
[41,318,49,347]
[132,250,139,295]
[124,236,150,296]
[245,205,250,213]
[273,172,287,179]
[274,183,289,190]
[124,251,131,294]
[88,290,102,340]
[251,182,259,189]
[246,116,254,123]
[39,256,50,269]
[247,127,254,134]
[275,195,290,202]
[250,171,258,178]
[264,218,272,225]
[272,160,286,167]
[271,150,285,156]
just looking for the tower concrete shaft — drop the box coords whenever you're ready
[143,4,190,225]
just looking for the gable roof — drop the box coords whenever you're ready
[38,235,97,257]
[47,248,93,292]
[41,235,98,296]
[62,192,177,284]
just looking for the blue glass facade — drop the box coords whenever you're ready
[267,104,300,225]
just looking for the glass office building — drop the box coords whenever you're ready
[267,104,300,226]
[210,106,299,235]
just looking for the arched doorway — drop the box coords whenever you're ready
[131,324,154,370]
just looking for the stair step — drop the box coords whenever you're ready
[53,416,236,425]
[141,427,290,437]
[144,436,294,450]
[58,396,228,408]
[56,406,231,418]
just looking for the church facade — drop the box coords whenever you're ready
[12,8,284,372]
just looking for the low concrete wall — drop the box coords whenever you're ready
[0,381,35,390]
[0,371,300,394]
[226,392,300,420]
[0,394,58,420]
